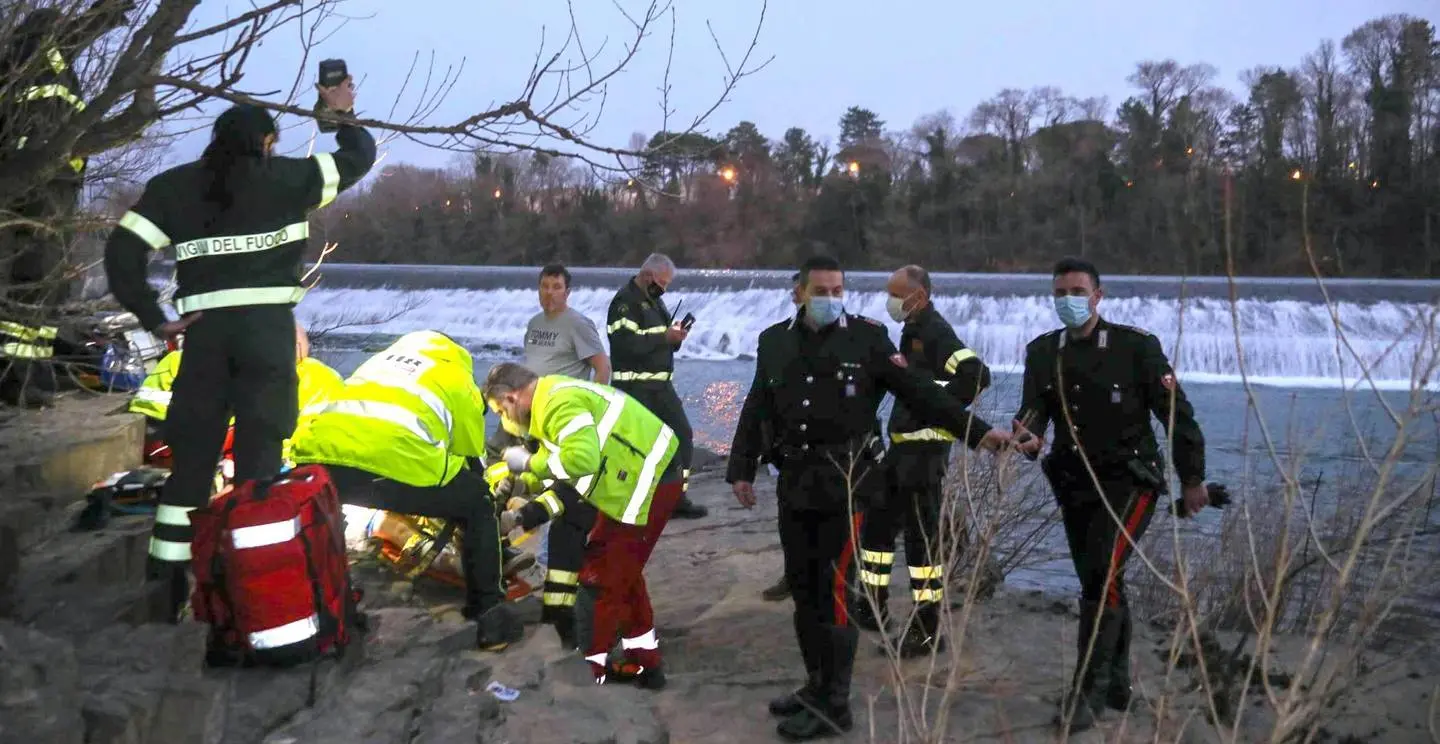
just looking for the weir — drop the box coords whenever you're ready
[290,270,1439,387]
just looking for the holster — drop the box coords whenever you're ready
[1124,457,1169,496]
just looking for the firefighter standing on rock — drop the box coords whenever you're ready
[851,264,992,657]
[102,79,375,617]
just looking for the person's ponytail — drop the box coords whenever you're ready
[201,104,277,213]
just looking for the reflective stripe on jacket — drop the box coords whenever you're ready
[289,331,489,488]
[523,375,677,526]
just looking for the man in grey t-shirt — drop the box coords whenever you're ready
[523,264,610,382]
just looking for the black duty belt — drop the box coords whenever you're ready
[779,440,878,461]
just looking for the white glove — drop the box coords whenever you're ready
[498,509,520,534]
[494,475,529,501]
[501,446,531,474]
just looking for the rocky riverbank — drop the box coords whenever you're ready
[2,396,1438,744]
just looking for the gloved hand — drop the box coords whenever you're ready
[494,476,530,501]
[498,509,519,535]
[501,446,531,474]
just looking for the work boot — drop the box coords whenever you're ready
[606,658,668,690]
[671,494,708,519]
[1106,606,1134,711]
[770,612,825,717]
[476,604,524,652]
[897,601,946,658]
[502,546,535,579]
[761,574,790,602]
[849,586,888,633]
[777,625,857,740]
[1054,600,1121,733]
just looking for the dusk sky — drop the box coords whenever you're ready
[165,0,1437,171]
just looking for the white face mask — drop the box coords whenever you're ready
[885,296,908,322]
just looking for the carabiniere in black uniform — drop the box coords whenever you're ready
[104,105,375,591]
[852,303,991,655]
[727,309,996,740]
[1017,316,1205,723]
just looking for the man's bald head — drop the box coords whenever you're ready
[885,264,932,319]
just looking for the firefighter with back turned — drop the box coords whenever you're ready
[727,255,1009,741]
[1012,256,1210,733]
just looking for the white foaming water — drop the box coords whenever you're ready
[296,286,1439,389]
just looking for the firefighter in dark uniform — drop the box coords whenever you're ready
[0,1,134,406]
[103,85,376,616]
[1012,257,1210,732]
[728,256,1010,741]
[606,252,706,519]
[851,265,991,657]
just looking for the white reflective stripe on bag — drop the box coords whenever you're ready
[231,516,301,550]
[249,614,319,650]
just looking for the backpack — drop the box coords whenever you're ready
[189,465,364,690]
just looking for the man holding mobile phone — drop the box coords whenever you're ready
[605,253,707,519]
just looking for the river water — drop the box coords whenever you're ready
[280,264,1438,616]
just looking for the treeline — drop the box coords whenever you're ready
[314,14,1440,277]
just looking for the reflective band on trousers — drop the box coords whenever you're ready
[305,398,444,447]
[543,591,577,607]
[621,629,658,650]
[250,614,319,650]
[149,537,191,562]
[173,222,309,262]
[891,427,956,444]
[175,286,306,314]
[314,153,341,208]
[611,371,672,382]
[605,318,668,335]
[231,516,301,550]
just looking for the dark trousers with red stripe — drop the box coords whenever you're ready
[580,469,683,679]
[1060,489,1157,608]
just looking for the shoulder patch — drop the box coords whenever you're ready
[1109,322,1150,337]
[910,338,924,353]
[889,353,909,369]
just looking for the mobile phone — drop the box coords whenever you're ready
[680,312,696,331]
[315,59,349,132]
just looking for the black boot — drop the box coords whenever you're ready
[476,604,524,652]
[770,613,826,717]
[850,586,888,633]
[1106,606,1134,711]
[761,574,791,602]
[897,601,946,658]
[1054,600,1121,733]
[671,494,708,519]
[777,625,857,740]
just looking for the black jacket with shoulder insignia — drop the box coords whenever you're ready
[606,278,681,383]
[1016,316,1206,486]
[889,304,992,449]
[726,310,995,506]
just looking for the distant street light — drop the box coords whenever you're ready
[493,188,503,199]
[1290,169,1302,181]
[846,161,860,176]
[719,166,737,183]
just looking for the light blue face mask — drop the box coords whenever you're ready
[807,296,844,326]
[1054,295,1092,328]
